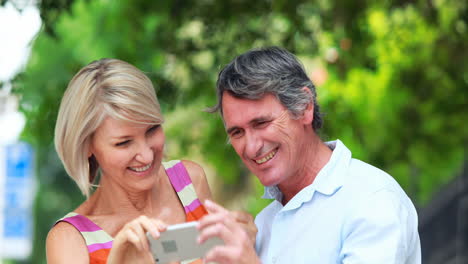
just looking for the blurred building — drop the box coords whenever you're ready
[419,162,468,264]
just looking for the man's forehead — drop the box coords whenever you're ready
[221,92,280,109]
[221,92,283,126]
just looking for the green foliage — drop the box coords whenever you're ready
[320,3,467,203]
[6,0,467,262]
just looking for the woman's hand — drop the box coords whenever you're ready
[107,215,167,264]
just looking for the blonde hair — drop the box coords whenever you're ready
[54,58,164,197]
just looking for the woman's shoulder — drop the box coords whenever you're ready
[180,160,212,201]
[162,159,205,180]
[48,220,84,241]
[180,160,204,175]
[46,220,89,263]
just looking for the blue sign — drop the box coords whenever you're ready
[2,142,35,245]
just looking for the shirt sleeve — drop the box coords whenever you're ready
[340,189,420,264]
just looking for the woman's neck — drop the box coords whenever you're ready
[83,173,166,218]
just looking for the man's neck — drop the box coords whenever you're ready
[278,135,333,205]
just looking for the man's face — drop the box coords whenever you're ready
[222,92,309,187]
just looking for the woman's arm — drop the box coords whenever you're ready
[46,222,89,263]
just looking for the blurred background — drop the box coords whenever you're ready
[0,0,466,263]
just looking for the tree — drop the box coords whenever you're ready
[4,0,467,262]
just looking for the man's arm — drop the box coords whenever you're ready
[341,189,421,264]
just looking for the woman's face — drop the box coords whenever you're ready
[89,116,165,192]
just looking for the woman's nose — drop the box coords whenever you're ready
[135,143,153,163]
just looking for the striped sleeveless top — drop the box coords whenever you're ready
[55,160,208,264]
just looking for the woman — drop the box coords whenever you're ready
[46,59,251,263]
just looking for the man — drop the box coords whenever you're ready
[198,47,421,264]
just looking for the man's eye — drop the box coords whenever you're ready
[115,140,130,146]
[230,130,242,138]
[255,120,270,128]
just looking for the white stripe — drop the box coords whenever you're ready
[82,230,113,245]
[59,212,78,221]
[178,184,198,206]
[162,160,181,169]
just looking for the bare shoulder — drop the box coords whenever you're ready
[46,221,89,263]
[181,160,207,184]
[181,160,204,178]
[181,160,213,201]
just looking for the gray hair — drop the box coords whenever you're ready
[210,46,323,131]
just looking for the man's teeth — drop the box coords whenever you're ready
[129,163,151,172]
[255,150,277,164]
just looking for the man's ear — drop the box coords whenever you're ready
[301,87,314,125]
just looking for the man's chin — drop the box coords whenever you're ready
[257,176,279,187]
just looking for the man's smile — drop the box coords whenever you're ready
[254,148,278,164]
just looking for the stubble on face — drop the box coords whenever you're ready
[222,93,309,189]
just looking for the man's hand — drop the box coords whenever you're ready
[230,210,258,245]
[197,200,261,264]
[107,215,167,264]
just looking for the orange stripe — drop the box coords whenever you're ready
[190,259,204,264]
[186,205,208,222]
[89,248,110,264]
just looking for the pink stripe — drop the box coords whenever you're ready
[60,215,102,232]
[184,199,202,213]
[167,162,191,192]
[88,241,113,253]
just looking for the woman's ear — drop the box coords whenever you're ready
[87,144,93,158]
[301,87,314,125]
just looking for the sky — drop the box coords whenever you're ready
[0,2,41,83]
[0,2,41,144]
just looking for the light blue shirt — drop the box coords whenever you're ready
[255,140,421,264]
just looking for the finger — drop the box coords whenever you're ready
[126,228,144,252]
[204,245,239,264]
[151,218,167,232]
[198,219,239,245]
[198,211,229,229]
[231,212,257,232]
[204,199,229,214]
[197,222,224,244]
[129,221,150,251]
[230,211,253,223]
[136,216,161,239]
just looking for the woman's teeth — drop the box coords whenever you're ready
[129,163,151,172]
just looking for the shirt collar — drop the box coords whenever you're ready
[262,139,352,208]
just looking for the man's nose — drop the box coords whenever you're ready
[244,131,263,159]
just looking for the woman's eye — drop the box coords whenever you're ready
[147,125,160,134]
[115,140,130,147]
